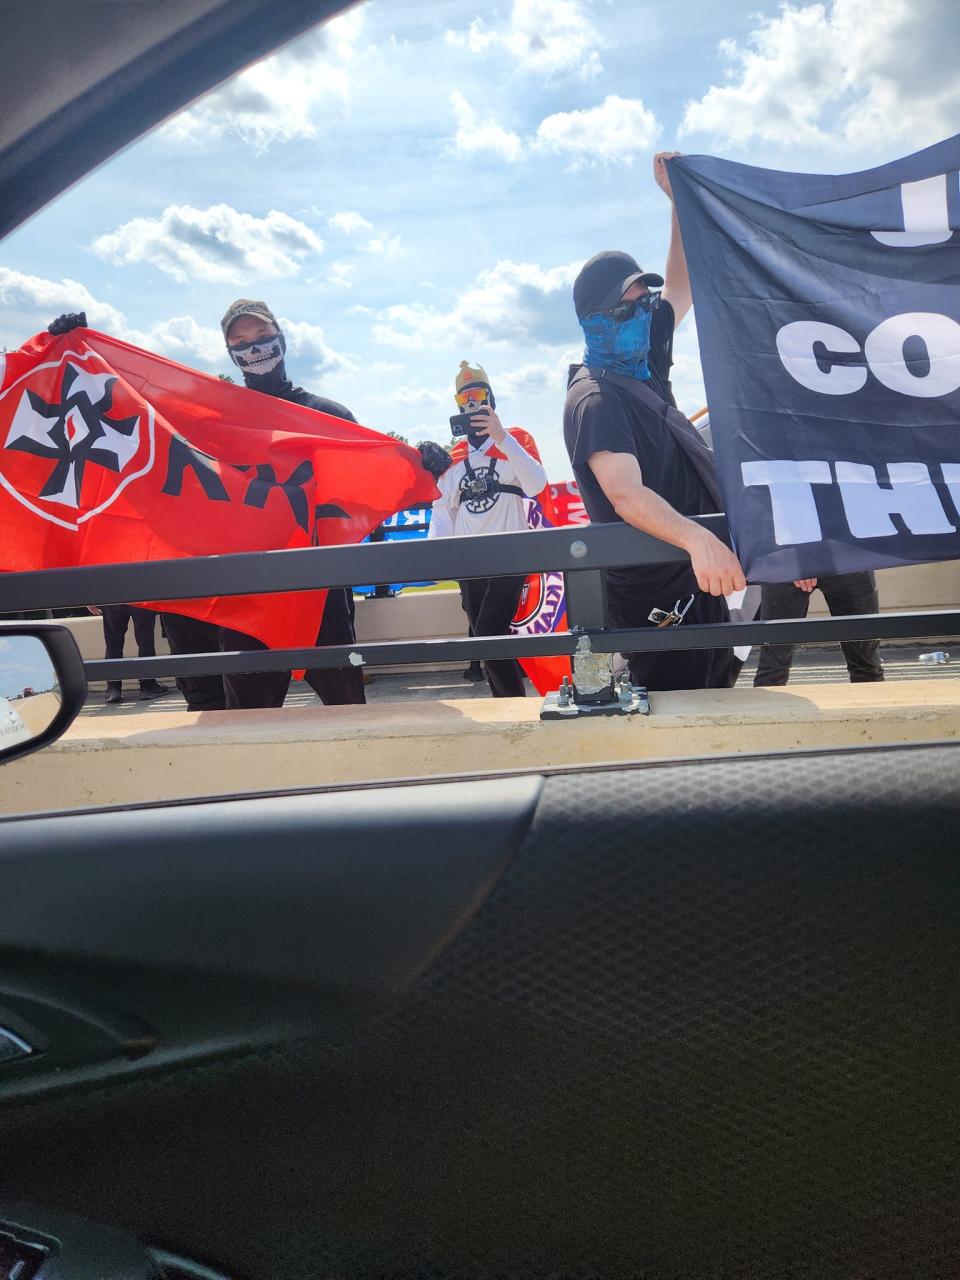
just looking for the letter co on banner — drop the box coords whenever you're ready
[669,137,960,582]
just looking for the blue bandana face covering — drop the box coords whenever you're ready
[581,299,654,380]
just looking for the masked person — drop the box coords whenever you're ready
[164,298,372,711]
[562,151,745,693]
[428,362,547,698]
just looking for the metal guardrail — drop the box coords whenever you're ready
[2,515,959,680]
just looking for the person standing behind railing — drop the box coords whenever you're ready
[562,152,744,693]
[753,574,884,685]
[88,604,168,705]
[429,362,546,698]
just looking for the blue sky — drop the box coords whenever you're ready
[1,0,957,477]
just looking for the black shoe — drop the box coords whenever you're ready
[104,685,122,704]
[138,682,170,700]
[463,662,484,682]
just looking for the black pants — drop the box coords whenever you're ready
[459,577,527,698]
[607,578,736,691]
[159,613,227,711]
[101,605,158,691]
[754,571,884,686]
[304,587,366,706]
[162,590,366,711]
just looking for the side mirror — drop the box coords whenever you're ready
[0,624,87,765]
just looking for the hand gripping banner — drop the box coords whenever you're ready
[669,135,960,582]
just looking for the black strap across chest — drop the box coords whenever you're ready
[458,453,524,503]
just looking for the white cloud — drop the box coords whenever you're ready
[450,91,524,163]
[680,0,960,151]
[91,204,324,285]
[367,231,406,259]
[128,316,226,367]
[163,9,365,150]
[325,260,357,289]
[496,353,579,400]
[373,258,580,351]
[370,384,443,408]
[328,210,405,259]
[0,268,229,371]
[329,211,374,236]
[534,95,661,167]
[0,267,127,339]
[669,319,708,418]
[447,0,603,80]
[280,317,355,379]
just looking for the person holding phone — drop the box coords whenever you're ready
[428,361,547,697]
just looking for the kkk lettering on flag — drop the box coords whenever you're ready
[668,135,960,582]
[0,328,439,648]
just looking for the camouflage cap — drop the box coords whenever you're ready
[220,299,278,339]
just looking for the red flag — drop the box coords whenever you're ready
[0,329,439,649]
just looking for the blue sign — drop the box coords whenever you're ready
[354,506,435,597]
[670,136,960,582]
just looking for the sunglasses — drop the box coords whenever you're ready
[455,387,491,410]
[602,292,658,324]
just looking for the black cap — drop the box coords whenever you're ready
[573,250,665,320]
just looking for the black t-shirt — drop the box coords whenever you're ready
[563,365,717,605]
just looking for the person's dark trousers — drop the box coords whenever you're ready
[217,628,293,710]
[607,581,736,692]
[159,612,226,711]
[101,604,160,693]
[459,576,527,698]
[753,571,884,687]
[304,588,366,705]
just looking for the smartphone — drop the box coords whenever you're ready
[449,412,477,436]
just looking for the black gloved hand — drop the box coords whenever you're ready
[47,311,87,335]
[418,440,452,480]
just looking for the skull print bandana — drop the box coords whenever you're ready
[228,329,288,380]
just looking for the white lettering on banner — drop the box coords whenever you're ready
[942,464,960,520]
[741,460,832,543]
[835,462,955,537]
[776,322,867,395]
[864,313,960,397]
[871,174,954,248]
[742,459,960,546]
[776,313,960,398]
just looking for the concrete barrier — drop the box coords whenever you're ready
[2,679,957,816]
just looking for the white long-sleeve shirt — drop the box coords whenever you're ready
[428,429,547,539]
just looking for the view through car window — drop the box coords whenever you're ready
[1,0,958,815]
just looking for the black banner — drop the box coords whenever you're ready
[669,136,960,582]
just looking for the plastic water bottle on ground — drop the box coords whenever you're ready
[918,651,950,665]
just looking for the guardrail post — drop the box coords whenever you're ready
[563,567,608,631]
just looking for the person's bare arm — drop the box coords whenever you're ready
[588,450,746,597]
[654,151,693,327]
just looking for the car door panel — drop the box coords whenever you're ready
[0,745,957,1278]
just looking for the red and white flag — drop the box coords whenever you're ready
[0,328,439,649]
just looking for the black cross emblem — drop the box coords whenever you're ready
[6,363,140,507]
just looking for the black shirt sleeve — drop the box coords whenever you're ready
[568,388,636,466]
[309,395,357,423]
[292,388,357,423]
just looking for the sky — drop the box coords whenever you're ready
[0,635,58,698]
[1,0,958,479]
